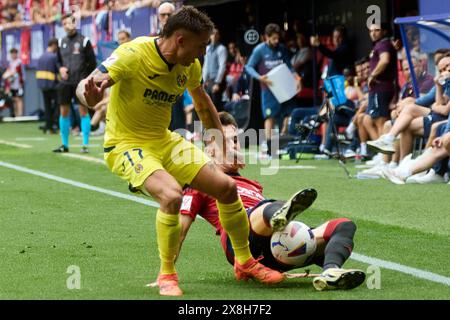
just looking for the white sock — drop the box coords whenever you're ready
[98,121,105,132]
[319,144,325,153]
[360,143,367,156]
[383,134,395,143]
[346,122,355,135]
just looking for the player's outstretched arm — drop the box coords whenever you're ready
[189,85,228,160]
[76,68,115,108]
[188,85,223,131]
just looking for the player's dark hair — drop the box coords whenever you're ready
[265,23,281,37]
[161,6,214,38]
[218,112,238,128]
[9,48,18,54]
[47,38,58,47]
[61,13,76,23]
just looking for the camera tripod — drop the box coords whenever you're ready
[295,93,354,179]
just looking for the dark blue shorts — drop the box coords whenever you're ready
[423,113,448,140]
[261,89,281,119]
[366,91,394,119]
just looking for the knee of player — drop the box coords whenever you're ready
[217,177,238,202]
[443,134,450,150]
[160,188,183,211]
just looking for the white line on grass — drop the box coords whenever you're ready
[0,140,32,148]
[0,161,158,207]
[1,160,449,287]
[274,165,317,170]
[350,253,450,286]
[15,137,48,141]
[62,153,106,164]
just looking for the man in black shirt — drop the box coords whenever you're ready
[54,13,96,153]
[310,25,351,77]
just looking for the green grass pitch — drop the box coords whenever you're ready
[0,123,449,300]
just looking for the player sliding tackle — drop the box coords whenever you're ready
[76,6,287,297]
[176,112,366,291]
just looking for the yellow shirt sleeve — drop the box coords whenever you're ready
[186,59,202,90]
[101,44,141,83]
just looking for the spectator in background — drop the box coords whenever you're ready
[31,0,47,24]
[117,29,131,44]
[310,25,351,77]
[156,1,174,34]
[364,23,398,142]
[2,1,23,24]
[53,13,96,153]
[245,23,300,156]
[368,53,450,159]
[227,42,239,65]
[36,38,60,134]
[2,48,24,117]
[203,28,228,111]
[398,56,434,100]
[224,54,250,128]
[291,32,315,106]
[224,47,244,102]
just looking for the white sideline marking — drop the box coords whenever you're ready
[0,160,449,287]
[274,165,316,170]
[0,161,158,208]
[62,153,105,164]
[15,137,47,141]
[0,140,32,148]
[350,253,450,286]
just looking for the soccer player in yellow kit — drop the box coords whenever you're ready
[76,6,284,296]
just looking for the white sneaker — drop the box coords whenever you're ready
[406,169,445,184]
[398,153,413,169]
[388,162,398,169]
[365,153,383,167]
[313,268,366,291]
[360,163,387,177]
[404,171,427,183]
[343,149,356,158]
[367,135,395,154]
[314,153,330,160]
[381,168,406,184]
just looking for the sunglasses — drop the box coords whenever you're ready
[159,13,171,17]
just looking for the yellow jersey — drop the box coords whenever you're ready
[101,36,202,145]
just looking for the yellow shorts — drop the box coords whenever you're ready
[104,131,210,193]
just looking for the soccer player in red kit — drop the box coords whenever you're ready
[178,112,366,291]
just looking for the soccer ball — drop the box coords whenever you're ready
[270,221,317,267]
